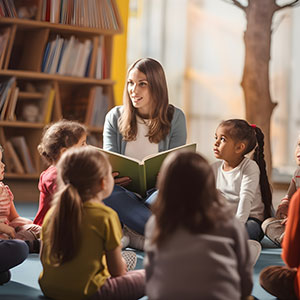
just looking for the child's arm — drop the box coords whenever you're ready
[8,201,20,221]
[0,222,16,238]
[276,174,297,219]
[236,162,260,223]
[105,245,127,277]
[8,201,33,228]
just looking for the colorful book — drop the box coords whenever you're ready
[97,143,197,197]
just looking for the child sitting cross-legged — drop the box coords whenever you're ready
[39,146,145,300]
[262,133,300,246]
[0,145,40,244]
[212,119,273,242]
[144,151,253,300]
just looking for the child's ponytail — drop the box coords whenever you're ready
[47,183,83,265]
[253,126,272,219]
[44,146,110,266]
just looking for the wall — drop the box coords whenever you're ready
[126,0,300,174]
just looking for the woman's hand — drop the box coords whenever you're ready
[0,223,16,239]
[113,172,132,187]
[276,200,289,219]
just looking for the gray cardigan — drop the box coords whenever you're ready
[103,105,187,154]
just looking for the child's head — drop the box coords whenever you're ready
[215,119,272,219]
[38,119,87,165]
[295,134,300,166]
[46,146,113,265]
[152,151,231,246]
[0,145,4,181]
[56,146,113,201]
[214,119,257,161]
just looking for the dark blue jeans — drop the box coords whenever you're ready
[104,185,155,235]
[0,239,29,273]
[246,217,264,242]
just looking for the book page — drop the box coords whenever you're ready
[97,148,146,195]
[143,143,197,191]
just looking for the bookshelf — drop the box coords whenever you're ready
[0,0,122,180]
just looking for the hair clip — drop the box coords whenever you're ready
[251,124,256,128]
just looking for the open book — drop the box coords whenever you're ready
[98,143,197,197]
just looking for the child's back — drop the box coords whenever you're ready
[145,215,252,300]
[144,151,253,300]
[40,201,121,299]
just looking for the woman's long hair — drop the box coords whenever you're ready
[43,146,110,265]
[152,151,231,247]
[119,57,174,143]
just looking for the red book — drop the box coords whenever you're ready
[45,0,51,22]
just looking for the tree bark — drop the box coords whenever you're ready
[241,0,278,177]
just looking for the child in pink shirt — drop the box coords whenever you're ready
[33,120,87,226]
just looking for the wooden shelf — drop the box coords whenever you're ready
[0,70,115,85]
[0,17,122,35]
[0,0,121,181]
[0,121,45,128]
[5,173,40,180]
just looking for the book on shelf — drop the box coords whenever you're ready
[0,82,13,120]
[57,35,75,75]
[38,85,55,123]
[0,27,11,69]
[6,86,19,121]
[0,77,16,115]
[85,86,108,127]
[95,37,104,79]
[0,0,17,18]
[3,141,25,174]
[9,136,36,174]
[97,143,197,197]
[40,0,119,30]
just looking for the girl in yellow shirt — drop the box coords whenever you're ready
[39,146,145,300]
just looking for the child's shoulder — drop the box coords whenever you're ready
[40,165,57,180]
[240,157,259,170]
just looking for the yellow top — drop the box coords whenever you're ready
[39,201,122,300]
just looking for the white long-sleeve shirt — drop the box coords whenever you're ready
[211,157,264,223]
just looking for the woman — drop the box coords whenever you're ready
[103,58,187,247]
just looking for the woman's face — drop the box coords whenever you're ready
[127,68,152,116]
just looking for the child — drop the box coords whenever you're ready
[144,151,253,299]
[0,239,29,285]
[260,188,300,300]
[0,145,40,241]
[211,119,272,241]
[39,146,145,300]
[33,119,87,226]
[262,134,300,246]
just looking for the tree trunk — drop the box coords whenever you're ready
[241,0,278,177]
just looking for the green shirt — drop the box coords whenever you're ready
[39,201,122,300]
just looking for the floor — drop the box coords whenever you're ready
[0,189,286,299]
